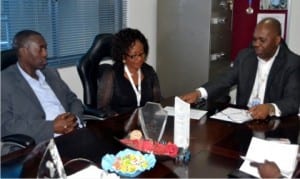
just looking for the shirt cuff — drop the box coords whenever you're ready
[271,103,281,117]
[76,116,85,128]
[54,116,84,138]
[196,87,208,100]
[54,133,61,137]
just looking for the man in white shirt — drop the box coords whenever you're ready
[181,17,300,120]
[1,30,84,143]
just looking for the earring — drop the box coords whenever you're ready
[123,60,126,64]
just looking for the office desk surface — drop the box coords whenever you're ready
[2,99,300,178]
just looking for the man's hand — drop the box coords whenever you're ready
[248,104,274,120]
[180,91,201,104]
[251,160,281,178]
[53,112,78,134]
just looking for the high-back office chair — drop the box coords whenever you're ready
[1,49,36,178]
[1,49,18,70]
[77,33,114,119]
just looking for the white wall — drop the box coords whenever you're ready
[57,66,83,100]
[286,0,300,54]
[126,0,157,69]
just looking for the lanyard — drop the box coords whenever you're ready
[124,65,141,106]
[250,63,268,107]
[255,63,269,98]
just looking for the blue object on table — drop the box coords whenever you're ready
[175,148,191,165]
[101,148,156,177]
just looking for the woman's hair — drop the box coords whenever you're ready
[112,28,149,62]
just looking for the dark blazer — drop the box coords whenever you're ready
[1,64,84,143]
[203,42,300,117]
[97,62,161,116]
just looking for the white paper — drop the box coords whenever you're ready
[164,106,207,120]
[174,96,190,149]
[239,137,299,178]
[210,107,252,123]
[67,165,119,179]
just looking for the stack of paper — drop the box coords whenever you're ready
[68,165,119,179]
[210,107,252,123]
[239,137,299,178]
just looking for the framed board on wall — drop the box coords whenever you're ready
[259,0,288,10]
[230,0,288,61]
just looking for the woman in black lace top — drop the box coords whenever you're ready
[97,28,162,116]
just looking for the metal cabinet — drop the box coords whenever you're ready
[157,0,233,97]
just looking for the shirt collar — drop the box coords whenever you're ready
[17,62,45,83]
[257,45,280,64]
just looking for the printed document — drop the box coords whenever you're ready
[210,107,252,123]
[239,137,299,178]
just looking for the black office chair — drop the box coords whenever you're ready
[1,49,36,156]
[1,49,18,70]
[1,134,35,155]
[77,33,114,120]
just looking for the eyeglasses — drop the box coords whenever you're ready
[126,52,145,60]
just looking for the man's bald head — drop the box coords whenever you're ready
[257,17,281,37]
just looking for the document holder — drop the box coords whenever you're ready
[138,102,168,142]
[36,139,66,178]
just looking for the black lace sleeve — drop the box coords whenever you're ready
[96,64,117,116]
[151,70,162,102]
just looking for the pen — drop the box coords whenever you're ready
[220,111,235,121]
[219,110,252,122]
[220,111,244,122]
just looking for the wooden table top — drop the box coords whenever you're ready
[2,97,299,178]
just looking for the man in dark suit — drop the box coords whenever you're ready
[1,30,84,143]
[181,17,300,120]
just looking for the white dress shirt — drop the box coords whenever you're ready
[247,52,276,107]
[18,63,65,136]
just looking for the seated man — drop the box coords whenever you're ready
[181,17,300,120]
[1,30,84,143]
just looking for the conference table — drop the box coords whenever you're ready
[2,97,300,178]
